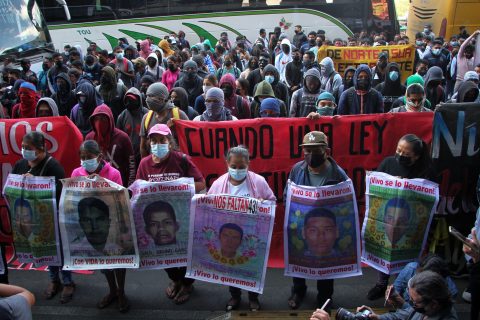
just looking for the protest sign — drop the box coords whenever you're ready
[361,171,439,274]
[186,194,275,294]
[284,180,362,279]
[0,116,82,272]
[317,45,415,83]
[2,174,61,267]
[176,114,433,266]
[432,103,480,221]
[59,176,139,270]
[129,178,195,269]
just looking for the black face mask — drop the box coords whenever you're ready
[378,61,387,69]
[168,64,176,71]
[55,61,63,67]
[357,79,369,90]
[316,41,323,47]
[225,60,232,67]
[309,39,315,45]
[250,63,259,69]
[172,99,181,106]
[305,153,326,168]
[186,71,196,80]
[395,153,413,166]
[126,100,140,110]
[222,86,234,97]
[57,83,68,93]
[42,63,49,71]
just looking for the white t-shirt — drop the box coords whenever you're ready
[229,180,250,197]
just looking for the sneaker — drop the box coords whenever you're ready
[462,289,471,303]
[367,284,387,300]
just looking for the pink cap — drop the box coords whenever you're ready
[148,124,171,137]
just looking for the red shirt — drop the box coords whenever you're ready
[136,150,204,183]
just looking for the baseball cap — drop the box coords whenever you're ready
[300,131,328,147]
[148,124,171,137]
[132,57,147,67]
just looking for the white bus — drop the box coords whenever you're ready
[0,0,69,72]
[38,0,399,53]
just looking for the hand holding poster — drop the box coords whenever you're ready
[59,176,139,270]
[284,180,362,280]
[186,195,275,294]
[2,174,61,267]
[129,178,195,269]
[361,172,439,274]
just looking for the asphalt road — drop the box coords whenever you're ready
[9,267,470,320]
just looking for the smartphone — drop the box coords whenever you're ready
[449,226,479,254]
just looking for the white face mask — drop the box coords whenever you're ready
[203,85,213,94]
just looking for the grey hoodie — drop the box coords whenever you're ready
[116,87,148,166]
[319,57,343,98]
[289,68,324,117]
[35,97,60,117]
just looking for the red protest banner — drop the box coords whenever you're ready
[176,113,434,267]
[0,116,83,255]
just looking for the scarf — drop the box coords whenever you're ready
[201,107,232,121]
[18,87,39,118]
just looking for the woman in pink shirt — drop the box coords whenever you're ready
[71,140,130,313]
[162,55,181,91]
[208,145,276,312]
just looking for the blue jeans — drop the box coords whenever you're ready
[48,266,73,285]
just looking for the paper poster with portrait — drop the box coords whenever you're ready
[59,176,139,270]
[361,171,439,274]
[129,178,195,269]
[2,174,61,267]
[284,179,362,280]
[186,195,275,294]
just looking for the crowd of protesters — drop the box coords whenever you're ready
[1,24,480,319]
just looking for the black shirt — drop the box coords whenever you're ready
[12,155,65,202]
[377,156,435,180]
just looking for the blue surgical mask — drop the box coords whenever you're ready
[389,71,399,81]
[415,40,424,46]
[21,148,37,161]
[432,48,441,56]
[228,167,248,181]
[81,158,99,173]
[265,75,274,84]
[151,143,169,158]
[116,52,124,60]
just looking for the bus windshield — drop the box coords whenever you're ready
[0,0,51,56]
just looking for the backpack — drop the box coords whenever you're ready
[235,95,245,117]
[144,107,180,132]
[217,67,240,79]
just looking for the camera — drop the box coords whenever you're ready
[336,307,372,320]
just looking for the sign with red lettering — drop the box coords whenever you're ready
[317,45,415,83]
[176,114,433,266]
[0,116,83,247]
